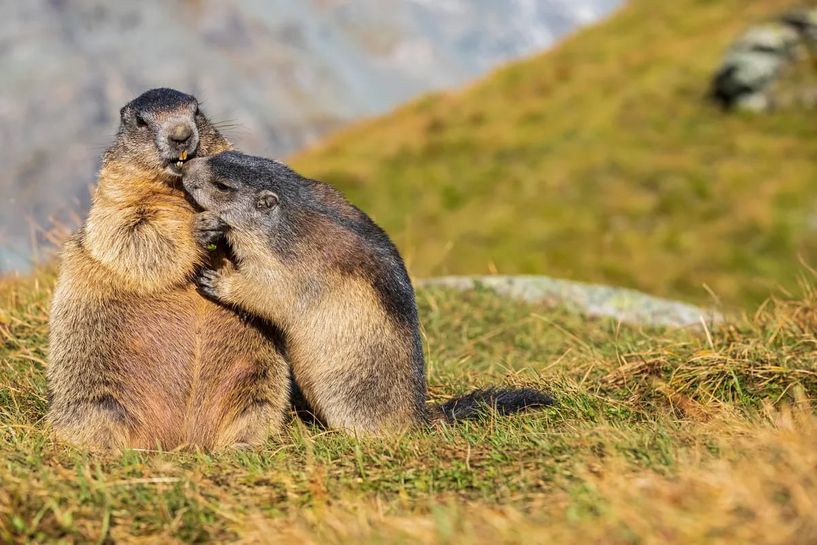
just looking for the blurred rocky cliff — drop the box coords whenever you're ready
[0,0,620,271]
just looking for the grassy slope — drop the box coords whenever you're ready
[2,269,817,543]
[292,0,817,308]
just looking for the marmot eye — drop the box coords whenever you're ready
[134,114,148,128]
[213,181,233,192]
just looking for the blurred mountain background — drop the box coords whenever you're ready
[0,0,620,272]
[292,0,817,308]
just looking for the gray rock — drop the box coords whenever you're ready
[417,275,721,328]
[711,10,817,111]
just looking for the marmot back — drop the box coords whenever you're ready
[182,151,552,435]
[47,90,290,450]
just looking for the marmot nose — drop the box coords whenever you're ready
[168,123,193,144]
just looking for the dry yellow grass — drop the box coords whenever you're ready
[2,266,817,543]
[235,403,817,545]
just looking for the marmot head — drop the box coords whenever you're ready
[182,151,301,243]
[105,88,230,180]
[183,149,402,278]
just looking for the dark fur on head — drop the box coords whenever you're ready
[184,150,420,331]
[104,88,229,180]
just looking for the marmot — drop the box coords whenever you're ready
[182,151,552,435]
[47,89,290,450]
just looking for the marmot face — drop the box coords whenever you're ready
[183,151,308,253]
[104,88,229,181]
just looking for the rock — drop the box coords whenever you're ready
[711,10,817,112]
[711,23,800,111]
[417,275,721,328]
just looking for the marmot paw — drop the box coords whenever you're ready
[193,211,228,248]
[196,267,225,300]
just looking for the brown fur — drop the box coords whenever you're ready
[207,229,421,434]
[184,154,427,435]
[47,90,290,451]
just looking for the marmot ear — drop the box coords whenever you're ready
[256,190,279,210]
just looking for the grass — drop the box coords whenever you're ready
[291,0,817,309]
[2,268,817,543]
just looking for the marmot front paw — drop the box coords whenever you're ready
[193,212,228,249]
[196,267,225,300]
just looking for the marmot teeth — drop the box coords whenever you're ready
[180,150,188,161]
[176,161,184,168]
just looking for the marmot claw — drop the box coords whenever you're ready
[196,268,222,299]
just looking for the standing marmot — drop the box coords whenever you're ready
[182,151,552,435]
[47,89,290,450]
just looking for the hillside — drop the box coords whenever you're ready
[292,0,817,308]
[0,0,619,272]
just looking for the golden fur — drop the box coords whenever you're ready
[195,213,423,435]
[47,92,289,451]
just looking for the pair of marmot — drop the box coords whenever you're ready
[47,88,551,451]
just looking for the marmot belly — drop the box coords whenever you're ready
[97,287,280,450]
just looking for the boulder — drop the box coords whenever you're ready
[711,22,800,111]
[417,275,721,328]
[711,9,817,112]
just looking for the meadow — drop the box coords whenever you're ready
[2,268,817,543]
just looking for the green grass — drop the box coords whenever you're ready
[3,269,817,543]
[292,0,817,309]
